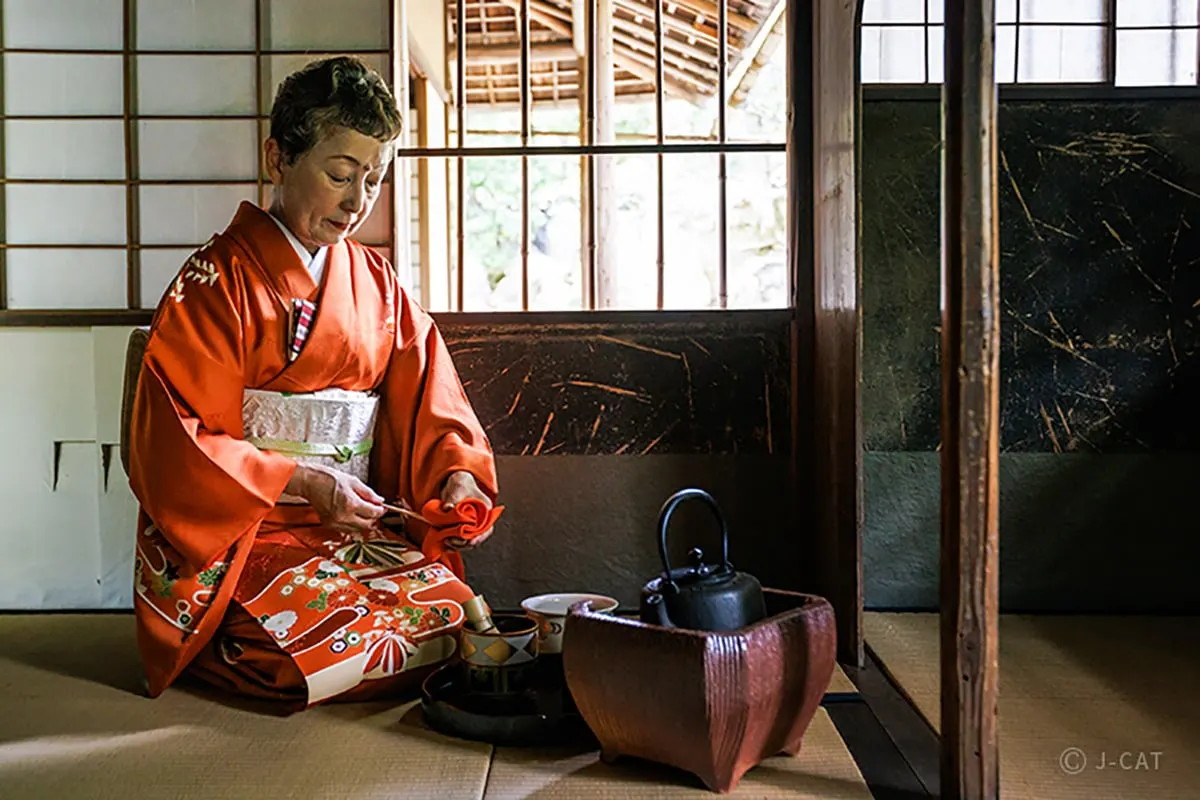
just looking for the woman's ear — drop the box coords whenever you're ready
[263,138,285,185]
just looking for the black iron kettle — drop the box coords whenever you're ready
[639,488,767,632]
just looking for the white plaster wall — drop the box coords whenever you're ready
[0,0,421,609]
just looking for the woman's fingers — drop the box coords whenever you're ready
[443,528,493,551]
[349,476,385,505]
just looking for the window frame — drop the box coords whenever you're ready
[859,0,1200,89]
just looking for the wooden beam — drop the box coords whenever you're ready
[670,0,757,31]
[940,0,1001,798]
[493,0,696,100]
[612,41,705,100]
[454,42,578,64]
[615,0,720,44]
[610,15,719,79]
[787,0,862,669]
[727,0,785,104]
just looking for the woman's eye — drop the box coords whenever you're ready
[327,173,351,184]
[366,181,381,193]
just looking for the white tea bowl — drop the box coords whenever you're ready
[520,592,619,654]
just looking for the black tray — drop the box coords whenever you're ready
[420,658,595,748]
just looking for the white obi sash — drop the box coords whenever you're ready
[242,388,380,504]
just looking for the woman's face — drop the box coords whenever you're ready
[265,125,392,253]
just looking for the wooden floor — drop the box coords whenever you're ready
[0,614,874,799]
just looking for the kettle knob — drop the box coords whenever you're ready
[687,548,705,569]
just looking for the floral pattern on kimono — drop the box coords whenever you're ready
[237,549,468,704]
[135,521,230,635]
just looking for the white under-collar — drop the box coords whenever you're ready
[268,211,328,285]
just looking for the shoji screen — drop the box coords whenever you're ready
[3,0,399,318]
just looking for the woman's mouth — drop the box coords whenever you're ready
[327,219,351,233]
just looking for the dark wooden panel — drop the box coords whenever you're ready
[862,99,1200,453]
[441,312,791,456]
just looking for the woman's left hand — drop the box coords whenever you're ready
[441,471,494,551]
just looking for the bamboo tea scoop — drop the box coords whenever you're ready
[382,502,432,525]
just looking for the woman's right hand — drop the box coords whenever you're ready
[287,463,386,533]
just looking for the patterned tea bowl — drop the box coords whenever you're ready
[520,593,619,655]
[459,612,540,695]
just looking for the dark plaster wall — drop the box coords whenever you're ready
[862,98,1200,612]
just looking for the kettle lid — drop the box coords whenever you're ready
[664,547,729,590]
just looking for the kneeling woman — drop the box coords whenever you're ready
[127,56,499,708]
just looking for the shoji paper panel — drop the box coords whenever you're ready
[139,184,257,244]
[262,0,388,50]
[6,250,127,310]
[137,56,257,115]
[3,0,123,50]
[4,54,124,116]
[136,0,256,51]
[7,185,126,244]
[139,120,258,180]
[5,121,126,180]
[139,249,191,310]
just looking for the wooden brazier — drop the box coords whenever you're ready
[561,588,837,793]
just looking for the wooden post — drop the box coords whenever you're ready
[940,1,1001,798]
[787,0,862,667]
[415,79,450,311]
[576,0,593,308]
[578,0,618,309]
[392,0,413,290]
[594,0,618,308]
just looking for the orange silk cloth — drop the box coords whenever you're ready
[417,498,505,579]
[127,201,497,704]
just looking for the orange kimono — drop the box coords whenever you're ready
[127,201,497,708]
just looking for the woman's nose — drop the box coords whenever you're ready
[342,184,367,214]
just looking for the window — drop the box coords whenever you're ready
[407,0,788,313]
[861,0,1200,86]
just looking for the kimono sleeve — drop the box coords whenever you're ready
[127,247,296,568]
[377,286,498,508]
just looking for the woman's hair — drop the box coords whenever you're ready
[269,56,403,163]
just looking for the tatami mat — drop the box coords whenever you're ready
[0,614,868,799]
[828,663,856,695]
[0,615,491,800]
[865,611,1200,799]
[483,710,872,799]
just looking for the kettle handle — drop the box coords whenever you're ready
[656,488,730,592]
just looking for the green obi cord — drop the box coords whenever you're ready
[246,437,374,464]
